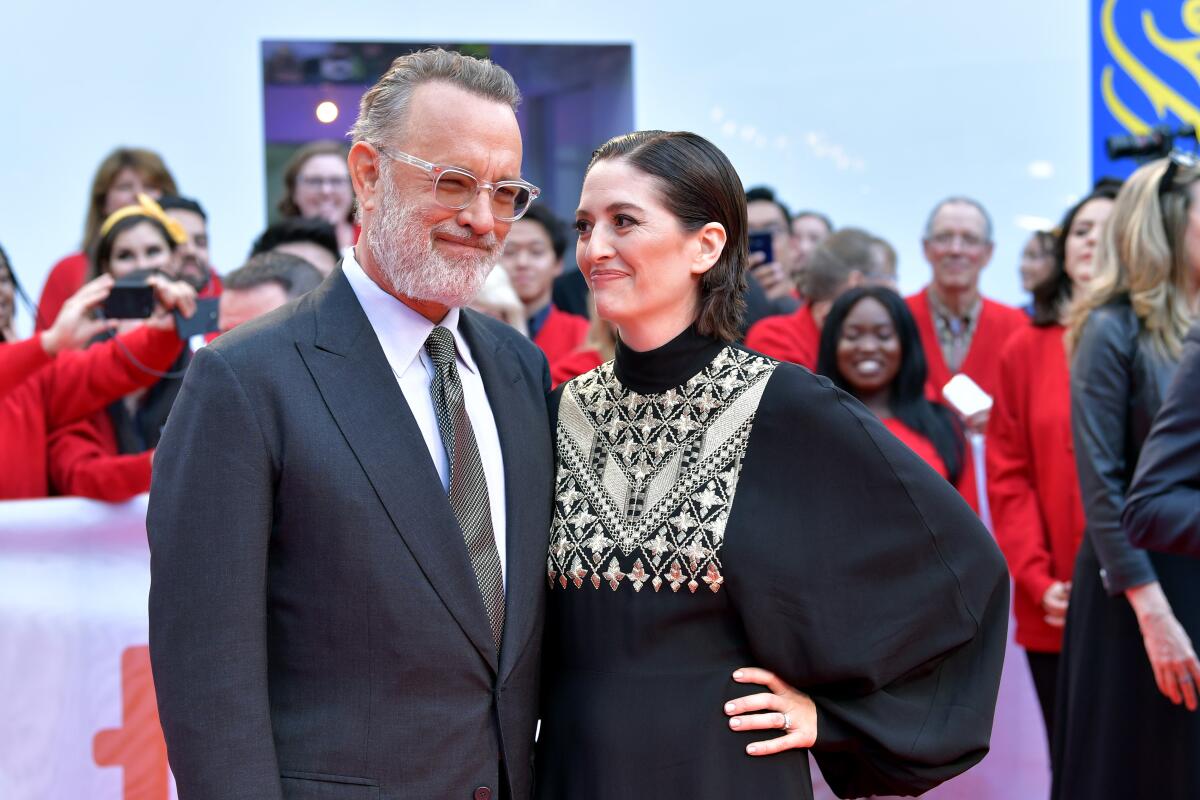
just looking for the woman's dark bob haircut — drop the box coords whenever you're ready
[586,131,747,343]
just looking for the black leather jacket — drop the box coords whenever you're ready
[1070,298,1180,594]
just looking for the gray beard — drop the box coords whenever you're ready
[367,167,499,308]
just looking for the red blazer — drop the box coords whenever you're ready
[905,288,1026,402]
[986,323,1085,652]
[0,327,182,499]
[36,252,223,331]
[743,304,820,370]
[550,348,605,388]
[883,417,948,479]
[533,305,589,374]
[48,412,153,502]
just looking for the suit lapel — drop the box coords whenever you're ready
[458,311,547,683]
[296,270,498,671]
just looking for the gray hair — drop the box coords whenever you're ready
[923,196,993,242]
[350,48,521,146]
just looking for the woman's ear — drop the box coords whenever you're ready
[691,222,727,276]
[348,142,381,215]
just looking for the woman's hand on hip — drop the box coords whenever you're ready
[724,667,817,755]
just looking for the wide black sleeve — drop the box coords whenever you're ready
[1070,305,1157,594]
[726,364,1008,799]
[1123,325,1200,556]
[147,344,285,799]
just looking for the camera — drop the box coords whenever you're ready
[1106,124,1197,163]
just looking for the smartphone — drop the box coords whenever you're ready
[101,279,155,319]
[748,231,774,265]
[173,297,220,339]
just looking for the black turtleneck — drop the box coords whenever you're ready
[612,325,727,395]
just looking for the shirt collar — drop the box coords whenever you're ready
[341,249,479,375]
[927,286,982,325]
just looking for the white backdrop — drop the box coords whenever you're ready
[1,0,1088,335]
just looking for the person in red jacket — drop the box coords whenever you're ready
[37,147,178,331]
[745,228,894,369]
[0,272,194,499]
[498,204,588,370]
[907,197,1027,407]
[986,182,1119,745]
[815,285,965,486]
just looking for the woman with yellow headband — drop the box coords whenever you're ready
[89,194,187,282]
[45,195,195,502]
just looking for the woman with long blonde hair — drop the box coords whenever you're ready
[1053,154,1200,799]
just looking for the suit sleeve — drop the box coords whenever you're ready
[1123,328,1200,556]
[1070,308,1156,594]
[728,366,1008,799]
[987,337,1055,608]
[147,344,284,799]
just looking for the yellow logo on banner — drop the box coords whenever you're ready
[1101,0,1200,134]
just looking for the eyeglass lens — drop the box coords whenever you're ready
[434,171,531,220]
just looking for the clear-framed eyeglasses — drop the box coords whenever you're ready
[376,146,541,222]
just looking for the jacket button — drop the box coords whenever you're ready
[474,788,492,800]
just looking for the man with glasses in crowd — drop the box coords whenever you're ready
[148,49,554,800]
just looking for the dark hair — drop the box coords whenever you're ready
[802,228,886,301]
[793,210,833,232]
[158,194,207,220]
[89,214,177,279]
[224,252,324,299]
[277,141,354,223]
[1032,179,1123,327]
[250,217,341,261]
[517,203,567,260]
[817,286,964,483]
[745,185,791,225]
[588,130,747,342]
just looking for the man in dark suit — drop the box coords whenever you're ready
[1124,322,1200,556]
[148,49,554,800]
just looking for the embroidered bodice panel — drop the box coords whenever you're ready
[548,347,776,594]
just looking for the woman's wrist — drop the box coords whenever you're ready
[1125,581,1170,625]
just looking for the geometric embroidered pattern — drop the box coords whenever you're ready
[547,346,776,594]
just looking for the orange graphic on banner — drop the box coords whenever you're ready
[93,645,170,800]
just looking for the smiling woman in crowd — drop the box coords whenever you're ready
[816,285,964,484]
[277,141,358,250]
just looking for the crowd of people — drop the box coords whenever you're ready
[1,47,1199,799]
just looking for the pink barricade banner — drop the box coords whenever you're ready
[0,495,175,800]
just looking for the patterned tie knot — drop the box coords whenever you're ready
[425,326,458,370]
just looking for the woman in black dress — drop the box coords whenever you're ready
[1052,154,1200,799]
[535,130,1009,799]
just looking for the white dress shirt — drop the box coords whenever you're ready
[342,252,507,586]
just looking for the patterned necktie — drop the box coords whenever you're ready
[425,326,505,650]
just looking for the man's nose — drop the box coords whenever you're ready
[456,191,496,236]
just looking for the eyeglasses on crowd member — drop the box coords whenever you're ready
[536,129,1007,800]
[1053,154,1200,800]
[37,147,178,332]
[277,140,357,251]
[986,180,1119,749]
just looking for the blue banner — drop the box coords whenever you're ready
[1092,0,1200,178]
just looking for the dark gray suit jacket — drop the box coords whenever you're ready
[148,268,554,800]
[1124,323,1200,556]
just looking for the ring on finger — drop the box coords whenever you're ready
[781,712,792,731]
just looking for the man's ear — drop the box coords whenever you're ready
[348,142,381,215]
[691,222,727,277]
